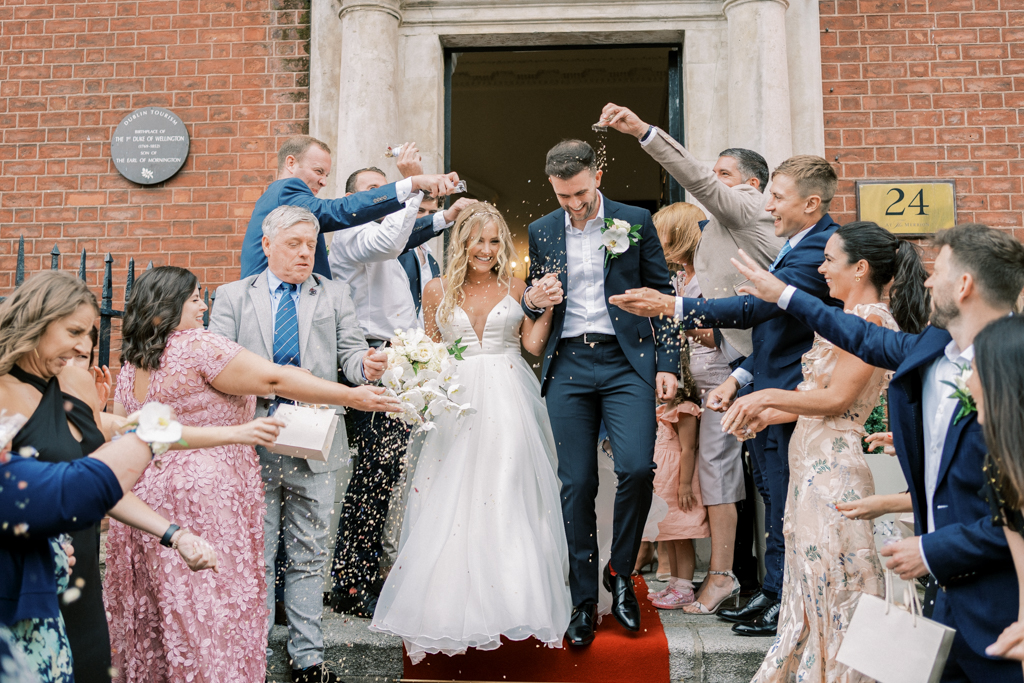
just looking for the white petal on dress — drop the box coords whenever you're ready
[370,295,572,664]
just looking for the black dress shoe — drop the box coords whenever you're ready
[718,589,773,624]
[275,599,288,626]
[732,599,780,637]
[329,584,378,619]
[566,602,597,646]
[291,662,343,682]
[602,563,641,632]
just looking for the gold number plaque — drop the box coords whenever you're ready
[855,180,957,236]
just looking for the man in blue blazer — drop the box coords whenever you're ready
[729,223,1024,682]
[611,155,842,636]
[239,136,458,278]
[522,140,679,645]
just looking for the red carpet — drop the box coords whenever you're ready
[402,577,670,682]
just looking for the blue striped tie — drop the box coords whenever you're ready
[273,282,300,367]
[768,241,793,273]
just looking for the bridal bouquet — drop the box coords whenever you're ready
[381,328,474,432]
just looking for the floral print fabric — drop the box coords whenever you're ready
[104,329,266,682]
[752,303,898,683]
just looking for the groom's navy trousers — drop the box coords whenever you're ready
[545,338,657,604]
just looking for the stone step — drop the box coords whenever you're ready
[268,576,770,683]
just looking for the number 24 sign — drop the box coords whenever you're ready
[855,180,957,236]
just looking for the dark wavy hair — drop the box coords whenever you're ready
[975,316,1024,509]
[120,266,198,371]
[834,221,930,334]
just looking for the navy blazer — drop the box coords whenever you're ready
[676,214,841,392]
[1,456,122,625]
[240,177,405,279]
[523,197,679,395]
[786,288,1017,655]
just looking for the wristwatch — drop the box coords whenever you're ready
[160,524,181,548]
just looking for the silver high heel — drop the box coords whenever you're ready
[682,570,741,615]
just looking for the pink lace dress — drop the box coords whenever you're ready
[104,329,265,683]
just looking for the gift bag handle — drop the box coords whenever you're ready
[883,568,922,626]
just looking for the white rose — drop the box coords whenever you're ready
[412,345,433,363]
[135,402,183,445]
[602,227,630,255]
[611,218,632,231]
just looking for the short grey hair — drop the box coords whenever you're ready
[262,205,320,242]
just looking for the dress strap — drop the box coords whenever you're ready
[8,364,49,393]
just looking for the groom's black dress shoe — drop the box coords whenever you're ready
[731,599,780,637]
[292,662,343,682]
[718,589,773,624]
[603,563,641,632]
[566,602,597,646]
[329,584,378,619]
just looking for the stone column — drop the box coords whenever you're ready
[723,0,794,171]
[335,0,402,185]
[785,0,825,157]
[309,0,343,198]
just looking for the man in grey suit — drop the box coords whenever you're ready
[600,102,785,626]
[210,205,387,683]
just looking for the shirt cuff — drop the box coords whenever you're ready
[918,536,933,576]
[778,285,798,310]
[673,295,684,320]
[395,178,414,204]
[730,368,754,388]
[639,125,658,147]
[523,286,545,314]
[432,211,450,234]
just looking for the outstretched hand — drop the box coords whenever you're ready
[597,103,650,139]
[731,250,788,303]
[607,288,676,318]
[395,141,423,178]
[91,365,112,408]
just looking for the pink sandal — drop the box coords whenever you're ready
[651,583,696,610]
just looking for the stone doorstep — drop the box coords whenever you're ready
[267,577,770,683]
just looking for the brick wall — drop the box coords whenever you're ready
[820,0,1024,242]
[0,0,311,295]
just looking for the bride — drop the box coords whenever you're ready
[370,202,572,663]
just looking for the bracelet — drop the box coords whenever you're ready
[160,524,180,548]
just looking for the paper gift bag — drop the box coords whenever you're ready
[837,570,955,683]
[268,403,339,462]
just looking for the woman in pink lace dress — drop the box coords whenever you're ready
[104,266,400,682]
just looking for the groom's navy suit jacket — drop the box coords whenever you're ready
[675,214,841,392]
[786,289,1017,657]
[523,198,679,395]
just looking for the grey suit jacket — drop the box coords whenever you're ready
[644,129,785,357]
[208,270,369,474]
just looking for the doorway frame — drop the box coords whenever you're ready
[442,44,685,209]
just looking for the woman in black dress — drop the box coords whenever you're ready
[970,316,1024,664]
[0,272,277,683]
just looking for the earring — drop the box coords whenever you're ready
[855,276,861,282]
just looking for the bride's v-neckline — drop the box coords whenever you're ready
[456,294,514,345]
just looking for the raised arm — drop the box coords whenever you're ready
[330,193,423,264]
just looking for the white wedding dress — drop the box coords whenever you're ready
[370,293,572,664]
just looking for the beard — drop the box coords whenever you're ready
[929,295,959,330]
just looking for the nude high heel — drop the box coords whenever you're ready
[682,571,741,615]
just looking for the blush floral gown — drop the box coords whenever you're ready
[751,303,898,683]
[104,329,266,682]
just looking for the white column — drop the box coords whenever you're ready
[335,0,402,186]
[397,34,445,175]
[309,0,343,198]
[723,0,794,171]
[785,0,826,157]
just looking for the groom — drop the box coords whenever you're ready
[523,140,680,645]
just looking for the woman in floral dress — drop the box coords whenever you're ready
[720,222,930,682]
[105,266,399,682]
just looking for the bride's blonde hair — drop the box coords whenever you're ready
[438,202,517,324]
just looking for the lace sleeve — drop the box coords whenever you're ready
[113,361,136,410]
[168,329,245,384]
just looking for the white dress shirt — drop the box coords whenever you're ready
[266,268,303,321]
[676,222,817,387]
[413,243,437,328]
[561,193,616,338]
[328,192,424,340]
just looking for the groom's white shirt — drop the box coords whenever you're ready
[562,192,616,338]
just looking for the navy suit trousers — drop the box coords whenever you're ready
[545,339,656,606]
[747,420,794,600]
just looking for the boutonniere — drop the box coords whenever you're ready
[600,218,642,266]
[941,364,977,425]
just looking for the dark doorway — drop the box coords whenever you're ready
[445,46,682,280]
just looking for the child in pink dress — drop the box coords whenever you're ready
[647,352,710,609]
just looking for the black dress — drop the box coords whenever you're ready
[981,453,1024,533]
[9,365,111,683]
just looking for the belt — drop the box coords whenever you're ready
[562,333,616,344]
